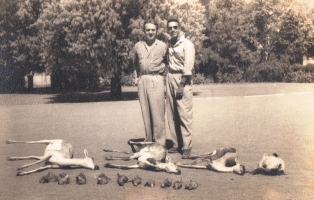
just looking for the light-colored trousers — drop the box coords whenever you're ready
[138,75,166,146]
[166,73,193,150]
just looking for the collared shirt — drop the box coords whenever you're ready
[130,39,167,75]
[168,33,195,76]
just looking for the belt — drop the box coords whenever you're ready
[140,71,162,76]
[168,68,183,74]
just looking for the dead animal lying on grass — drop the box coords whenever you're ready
[172,179,183,190]
[58,173,70,185]
[185,180,198,190]
[161,178,172,188]
[97,173,111,185]
[117,173,129,186]
[39,172,59,183]
[132,175,142,186]
[144,179,155,188]
[250,153,285,176]
[6,139,99,176]
[178,147,245,175]
[104,139,181,174]
[76,172,87,185]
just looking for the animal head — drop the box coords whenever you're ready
[232,158,245,175]
[81,149,99,170]
[252,153,285,175]
[163,155,181,175]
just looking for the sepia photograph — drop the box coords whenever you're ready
[1,0,314,199]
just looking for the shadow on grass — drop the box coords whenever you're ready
[45,91,139,104]
[2,87,202,104]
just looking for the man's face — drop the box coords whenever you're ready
[167,21,180,39]
[144,23,157,42]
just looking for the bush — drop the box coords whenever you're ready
[193,73,215,84]
[245,60,288,82]
[283,63,314,83]
[214,65,245,83]
[121,75,137,86]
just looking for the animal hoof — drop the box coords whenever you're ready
[105,156,114,160]
[5,140,12,144]
[104,163,113,168]
[94,165,100,170]
[16,172,22,176]
[6,157,13,161]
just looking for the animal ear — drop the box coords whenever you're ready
[84,149,88,157]
[147,158,157,165]
[235,157,240,164]
[165,155,172,163]
[278,164,282,169]
[273,153,279,157]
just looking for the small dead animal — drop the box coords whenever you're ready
[76,172,87,185]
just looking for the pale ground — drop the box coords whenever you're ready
[0,83,314,200]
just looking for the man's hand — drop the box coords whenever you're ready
[176,83,184,99]
[176,76,189,99]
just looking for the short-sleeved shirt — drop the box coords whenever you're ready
[130,39,167,75]
[168,34,195,76]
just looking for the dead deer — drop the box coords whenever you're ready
[177,147,245,175]
[6,139,99,176]
[250,153,285,176]
[104,140,181,174]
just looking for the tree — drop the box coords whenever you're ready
[0,0,44,92]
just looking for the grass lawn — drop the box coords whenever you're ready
[1,83,314,200]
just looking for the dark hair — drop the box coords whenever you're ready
[167,19,180,27]
[143,19,158,30]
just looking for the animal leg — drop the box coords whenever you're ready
[18,153,52,170]
[17,165,60,176]
[105,156,132,161]
[176,164,207,169]
[6,139,61,145]
[105,151,142,161]
[7,156,43,161]
[105,163,140,170]
[103,149,132,154]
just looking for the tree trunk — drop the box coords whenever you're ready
[110,72,122,99]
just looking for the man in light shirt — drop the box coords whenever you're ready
[166,19,195,159]
[130,19,167,146]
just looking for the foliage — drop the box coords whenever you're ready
[283,63,314,83]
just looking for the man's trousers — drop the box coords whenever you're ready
[166,73,193,150]
[138,74,166,146]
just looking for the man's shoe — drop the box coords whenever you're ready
[181,149,191,159]
[168,147,179,154]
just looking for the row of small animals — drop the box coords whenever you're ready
[39,171,198,190]
[6,139,285,176]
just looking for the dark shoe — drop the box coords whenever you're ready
[168,147,179,154]
[181,149,191,159]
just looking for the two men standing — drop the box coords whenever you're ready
[130,19,195,159]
